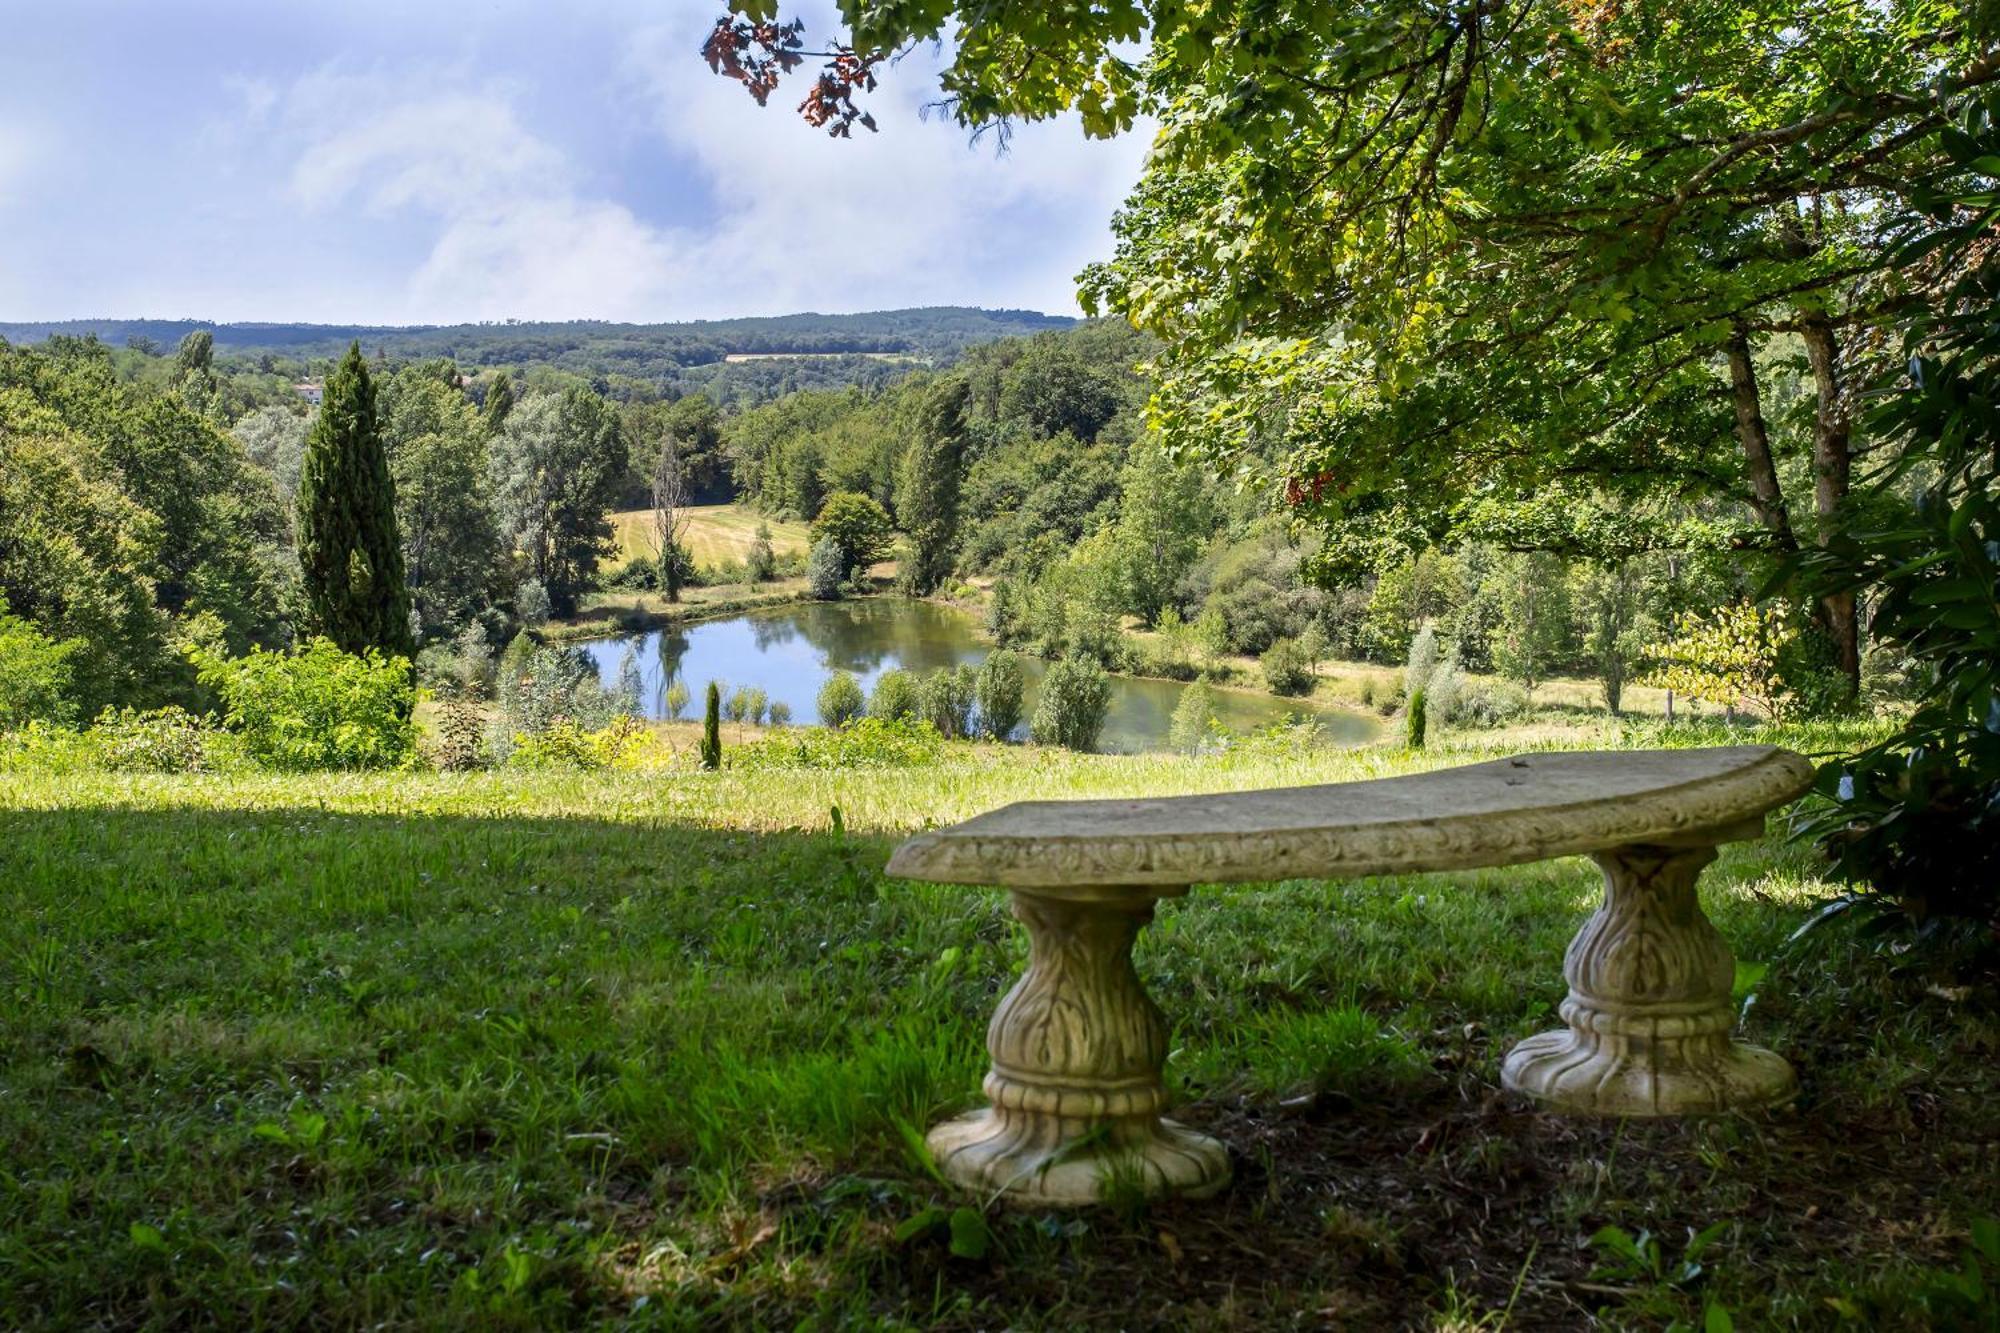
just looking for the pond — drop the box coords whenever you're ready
[578,600,1379,754]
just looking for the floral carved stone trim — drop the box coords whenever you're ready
[886,747,1816,1205]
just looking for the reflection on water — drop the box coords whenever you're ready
[579,600,1379,754]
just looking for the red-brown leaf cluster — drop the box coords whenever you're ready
[702,16,807,108]
[704,11,880,135]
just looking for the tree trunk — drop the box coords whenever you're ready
[1799,314,1861,695]
[1724,325,1797,551]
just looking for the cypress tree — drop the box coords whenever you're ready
[483,371,515,434]
[296,342,414,658]
[700,681,723,770]
[895,378,968,595]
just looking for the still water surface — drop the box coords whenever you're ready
[579,600,1378,754]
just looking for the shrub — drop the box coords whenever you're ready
[767,700,792,727]
[0,723,100,774]
[664,679,690,720]
[1426,653,1464,724]
[1031,656,1111,751]
[976,651,1026,739]
[193,639,417,771]
[731,687,769,725]
[869,669,922,721]
[509,716,647,770]
[0,601,78,730]
[807,536,845,601]
[91,705,210,773]
[602,554,659,591]
[1406,686,1428,749]
[431,696,486,772]
[700,682,722,769]
[1455,680,1529,728]
[1643,602,1831,722]
[747,523,777,583]
[817,671,865,727]
[448,623,495,699]
[918,665,977,739]
[1261,636,1314,696]
[500,644,613,737]
[1169,681,1220,755]
[736,715,941,770]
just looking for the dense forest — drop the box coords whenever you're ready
[0,308,1073,407]
[0,302,1898,745]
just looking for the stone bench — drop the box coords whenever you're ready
[885,745,1814,1206]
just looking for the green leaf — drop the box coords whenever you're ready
[947,1206,992,1260]
[892,1205,947,1244]
[128,1222,167,1252]
[1971,1216,2000,1264]
[1704,1301,1735,1333]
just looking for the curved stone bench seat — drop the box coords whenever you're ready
[886,745,1815,1206]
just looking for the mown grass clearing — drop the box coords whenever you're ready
[1,728,1994,1328]
[609,504,811,569]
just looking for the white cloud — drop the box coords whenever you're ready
[265,16,1151,323]
[616,15,1153,317]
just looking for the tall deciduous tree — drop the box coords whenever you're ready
[296,343,413,658]
[652,430,691,602]
[379,365,499,640]
[492,387,629,618]
[895,377,968,595]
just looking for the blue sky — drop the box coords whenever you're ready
[0,1,1151,324]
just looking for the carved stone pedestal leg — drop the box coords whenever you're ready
[929,885,1231,1205]
[1502,843,1796,1116]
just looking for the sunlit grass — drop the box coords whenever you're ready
[608,502,810,568]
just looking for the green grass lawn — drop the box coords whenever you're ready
[609,504,811,570]
[1,729,1994,1328]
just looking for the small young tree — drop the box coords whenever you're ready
[296,343,413,660]
[700,681,722,769]
[1406,686,1429,749]
[806,536,845,600]
[615,645,645,718]
[817,670,865,727]
[1644,603,1802,721]
[1031,656,1112,751]
[652,431,693,603]
[975,650,1026,739]
[1261,636,1313,696]
[663,679,690,720]
[1296,621,1329,679]
[747,522,777,582]
[1581,561,1646,716]
[515,578,551,629]
[1490,553,1574,700]
[1169,680,1218,755]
